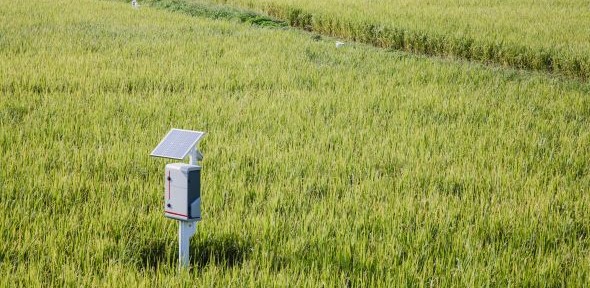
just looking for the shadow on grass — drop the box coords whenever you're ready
[191,233,252,268]
[137,233,252,270]
[136,239,172,270]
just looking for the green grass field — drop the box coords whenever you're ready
[199,0,590,79]
[1,0,590,286]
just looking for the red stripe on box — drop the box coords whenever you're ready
[165,210,188,217]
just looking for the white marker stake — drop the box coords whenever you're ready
[179,221,197,268]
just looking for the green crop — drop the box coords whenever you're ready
[1,0,589,286]
[192,0,590,79]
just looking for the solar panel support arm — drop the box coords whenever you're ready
[189,146,203,165]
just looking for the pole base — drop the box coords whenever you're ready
[179,220,197,268]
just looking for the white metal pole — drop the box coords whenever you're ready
[189,147,198,166]
[177,146,200,268]
[179,220,197,268]
[179,146,199,268]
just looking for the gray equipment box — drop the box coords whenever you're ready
[164,163,201,221]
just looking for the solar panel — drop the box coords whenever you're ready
[150,129,205,160]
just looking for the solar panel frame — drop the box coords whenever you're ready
[150,129,205,160]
